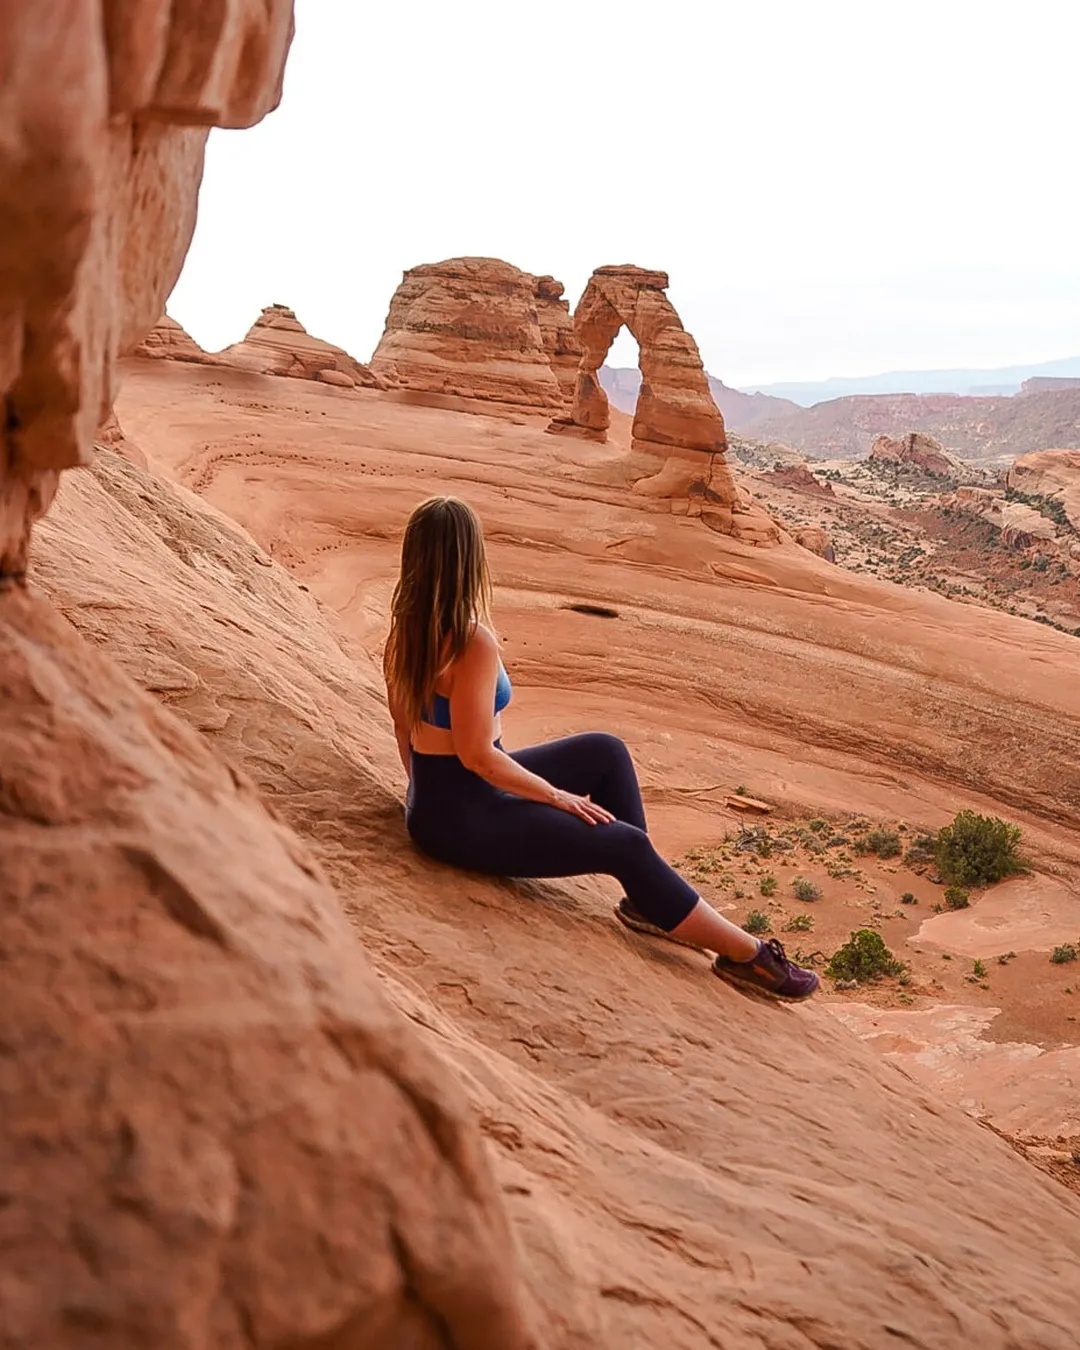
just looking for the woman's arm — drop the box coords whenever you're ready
[450,629,613,824]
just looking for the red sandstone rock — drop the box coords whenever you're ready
[1008,449,1080,533]
[548,265,777,543]
[95,410,148,469]
[793,525,837,562]
[134,314,215,363]
[1,9,545,1348]
[0,0,294,578]
[218,304,384,388]
[870,432,958,477]
[761,463,836,497]
[529,275,581,409]
[369,258,564,411]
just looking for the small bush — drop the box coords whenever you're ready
[784,913,815,932]
[759,874,778,897]
[826,929,904,983]
[900,892,916,905]
[972,959,987,978]
[855,826,902,859]
[792,877,822,902]
[903,832,938,867]
[997,951,1016,965]
[808,818,828,835]
[944,885,970,910]
[744,910,771,935]
[934,810,1025,887]
[1051,944,1078,965]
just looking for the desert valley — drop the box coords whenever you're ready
[4,7,1080,1349]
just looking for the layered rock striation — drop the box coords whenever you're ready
[530,275,581,407]
[369,257,565,410]
[218,304,384,388]
[134,313,215,363]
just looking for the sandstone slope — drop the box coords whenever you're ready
[1008,448,1080,533]
[134,313,215,363]
[38,393,1080,1345]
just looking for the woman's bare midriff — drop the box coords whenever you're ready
[410,713,502,756]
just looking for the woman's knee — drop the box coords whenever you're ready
[579,731,631,768]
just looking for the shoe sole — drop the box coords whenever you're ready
[613,903,706,952]
[712,962,819,1003]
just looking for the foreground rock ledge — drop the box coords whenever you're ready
[0,585,544,1350]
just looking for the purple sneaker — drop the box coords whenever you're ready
[712,938,820,1001]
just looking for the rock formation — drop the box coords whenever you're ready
[548,265,776,542]
[530,275,581,407]
[134,313,215,363]
[760,463,836,497]
[1008,449,1080,534]
[0,0,294,581]
[218,304,384,388]
[793,524,837,561]
[870,432,958,477]
[946,486,1059,549]
[1,7,542,1347]
[369,258,565,411]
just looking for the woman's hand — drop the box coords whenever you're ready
[548,788,615,825]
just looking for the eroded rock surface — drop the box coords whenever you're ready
[134,314,216,364]
[0,0,294,577]
[869,432,959,477]
[530,275,581,408]
[369,257,564,410]
[218,304,384,388]
[549,265,777,543]
[0,579,542,1350]
[1008,449,1080,533]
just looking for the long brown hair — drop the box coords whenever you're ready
[385,496,493,729]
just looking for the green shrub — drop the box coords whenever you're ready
[792,877,821,902]
[934,810,1025,887]
[900,892,916,904]
[944,885,970,910]
[972,959,987,978]
[1050,944,1078,965]
[744,910,771,935]
[855,826,902,859]
[759,874,778,897]
[808,818,828,835]
[784,913,814,932]
[826,930,904,983]
[903,832,938,867]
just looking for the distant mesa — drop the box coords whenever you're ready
[599,365,798,431]
[217,304,385,388]
[549,264,778,544]
[759,463,836,498]
[1020,376,1080,395]
[869,432,958,477]
[369,257,566,411]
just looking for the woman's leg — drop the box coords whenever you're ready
[510,732,647,829]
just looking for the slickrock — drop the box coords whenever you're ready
[946,486,1059,548]
[369,257,564,410]
[134,314,215,363]
[869,431,959,477]
[1008,449,1080,533]
[218,304,384,388]
[549,265,777,543]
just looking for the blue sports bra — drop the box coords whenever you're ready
[422,661,512,730]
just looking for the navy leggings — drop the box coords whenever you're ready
[405,732,699,932]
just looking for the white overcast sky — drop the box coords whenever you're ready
[169,0,1080,389]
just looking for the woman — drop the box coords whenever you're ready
[384,496,818,1002]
